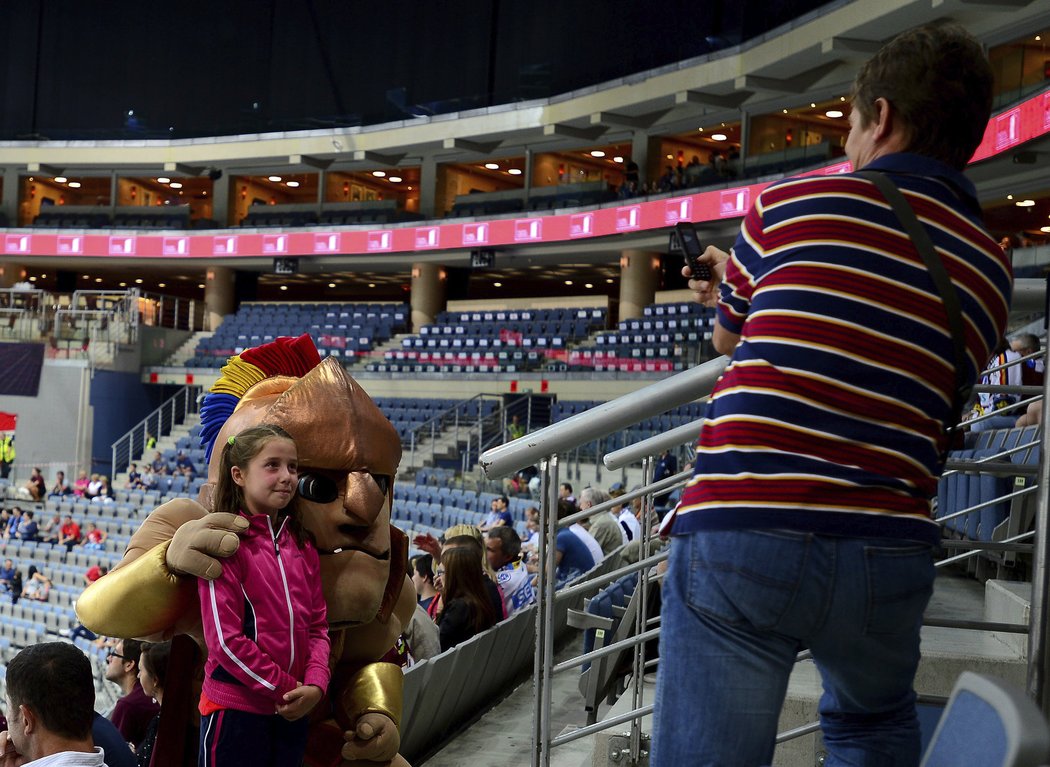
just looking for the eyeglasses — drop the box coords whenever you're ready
[106,651,130,662]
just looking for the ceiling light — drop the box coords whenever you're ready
[810,103,816,108]
[697,127,704,132]
[28,277,36,282]
[388,176,402,183]
[280,285,288,291]
[82,274,90,279]
[782,109,788,114]
[286,181,300,188]
[1007,194,1014,200]
[40,274,46,279]
[711,133,727,141]
[95,278,102,283]
[408,186,413,190]
[564,280,573,285]
[68,182,82,188]
[198,284,205,289]
[54,177,67,184]
[169,182,183,189]
[613,156,624,163]
[585,283,593,289]
[368,283,376,288]
[1037,35,1042,41]
[484,163,500,170]
[508,168,522,175]
[1041,226,1050,233]
[666,154,673,160]
[372,171,386,178]
[158,282,166,288]
[157,177,170,184]
[135,279,143,284]
[825,110,844,119]
[268,176,282,182]
[493,282,502,287]
[119,282,126,287]
[1016,199,1036,207]
[606,278,614,283]
[328,283,336,288]
[590,150,606,158]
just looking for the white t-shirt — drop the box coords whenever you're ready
[618,508,642,542]
[569,523,604,565]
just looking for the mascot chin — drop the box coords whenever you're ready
[78,335,415,767]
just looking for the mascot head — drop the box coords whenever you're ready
[198,335,403,627]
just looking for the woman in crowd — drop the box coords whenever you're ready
[435,547,499,652]
[73,470,90,497]
[21,565,50,602]
[135,640,196,766]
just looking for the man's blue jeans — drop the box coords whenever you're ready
[653,529,936,767]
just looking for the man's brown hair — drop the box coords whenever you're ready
[850,23,993,170]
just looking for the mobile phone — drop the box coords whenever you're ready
[674,222,712,281]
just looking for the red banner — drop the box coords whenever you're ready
[0,412,17,432]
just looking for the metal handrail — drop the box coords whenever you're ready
[110,385,201,476]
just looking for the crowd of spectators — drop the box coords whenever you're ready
[617,152,739,199]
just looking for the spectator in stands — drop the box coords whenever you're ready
[92,711,136,767]
[92,476,113,504]
[653,448,678,503]
[58,514,81,551]
[0,558,14,593]
[145,433,157,451]
[125,463,143,490]
[150,451,167,475]
[479,494,513,532]
[81,522,107,551]
[22,466,46,501]
[83,473,102,500]
[72,470,90,497]
[683,155,704,187]
[139,465,157,490]
[538,499,599,583]
[174,450,193,474]
[654,24,1009,766]
[14,510,38,541]
[83,563,108,586]
[8,569,21,604]
[611,484,641,543]
[105,638,160,748]
[558,483,576,507]
[1011,333,1045,381]
[618,161,641,199]
[21,565,50,601]
[0,641,105,766]
[39,512,62,544]
[506,414,526,441]
[522,507,540,552]
[578,486,625,556]
[48,470,71,498]
[3,507,22,539]
[409,554,439,611]
[968,340,1038,431]
[134,641,177,767]
[402,604,441,663]
[656,164,679,193]
[485,527,535,616]
[435,546,499,651]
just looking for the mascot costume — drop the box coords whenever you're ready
[77,335,415,767]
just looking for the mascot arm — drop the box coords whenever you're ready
[343,662,404,730]
[76,540,195,638]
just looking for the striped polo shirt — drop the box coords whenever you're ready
[672,153,1011,545]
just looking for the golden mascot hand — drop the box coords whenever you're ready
[77,335,415,767]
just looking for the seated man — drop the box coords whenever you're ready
[124,463,143,490]
[174,450,194,474]
[485,527,535,616]
[149,451,167,475]
[57,514,81,551]
[479,495,513,532]
[4,507,23,539]
[0,558,15,593]
[48,470,71,498]
[0,642,105,766]
[39,512,62,544]
[14,510,38,541]
[82,522,107,550]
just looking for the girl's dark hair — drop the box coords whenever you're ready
[440,547,498,632]
[213,424,309,546]
[140,640,172,690]
[410,554,434,585]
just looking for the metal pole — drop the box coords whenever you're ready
[532,453,558,767]
[1026,346,1050,711]
[631,454,655,762]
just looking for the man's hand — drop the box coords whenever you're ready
[166,512,247,580]
[0,731,26,767]
[276,684,322,721]
[683,245,730,308]
[341,712,401,763]
[411,533,441,562]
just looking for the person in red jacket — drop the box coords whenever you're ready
[197,424,330,767]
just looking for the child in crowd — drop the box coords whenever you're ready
[197,425,330,767]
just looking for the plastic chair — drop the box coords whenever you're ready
[921,671,1050,767]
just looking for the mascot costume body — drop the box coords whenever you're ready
[77,335,415,767]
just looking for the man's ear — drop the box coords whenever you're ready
[19,704,35,735]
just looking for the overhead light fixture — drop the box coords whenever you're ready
[1037,35,1042,41]
[825,110,844,119]
[82,274,90,279]
[119,282,126,287]
[328,283,336,288]
[388,176,402,183]
[782,109,788,114]
[1007,194,1014,200]
[280,285,288,291]
[372,171,386,178]
[169,182,183,189]
[493,282,502,287]
[810,103,816,108]
[613,156,624,163]
[268,175,282,182]
[1041,226,1050,233]
[1016,199,1036,207]
[564,280,573,285]
[95,278,102,283]
[666,154,673,160]
[508,168,522,175]
[585,283,593,289]
[286,181,300,188]
[68,181,82,188]
[711,133,727,141]
[54,177,68,184]
[484,163,500,170]
[157,177,170,184]
[158,282,166,288]
[590,150,606,158]
[606,278,614,283]
[198,283,205,289]
[368,283,376,288]
[135,279,143,284]
[28,277,36,282]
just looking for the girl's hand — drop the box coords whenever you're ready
[276,684,322,721]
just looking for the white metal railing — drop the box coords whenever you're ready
[110,385,201,478]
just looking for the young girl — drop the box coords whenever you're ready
[198,424,330,767]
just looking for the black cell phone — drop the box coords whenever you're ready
[674,222,712,281]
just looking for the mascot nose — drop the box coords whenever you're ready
[341,472,384,526]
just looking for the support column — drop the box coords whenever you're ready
[212,171,231,226]
[204,266,235,332]
[418,156,438,219]
[2,169,20,224]
[630,132,663,191]
[410,262,446,331]
[619,250,660,322]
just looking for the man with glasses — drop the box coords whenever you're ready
[103,639,158,748]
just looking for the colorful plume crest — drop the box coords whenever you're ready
[198,334,322,463]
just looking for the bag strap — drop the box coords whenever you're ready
[855,170,971,426]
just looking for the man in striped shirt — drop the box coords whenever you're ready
[653,24,1011,767]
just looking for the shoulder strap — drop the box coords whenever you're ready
[855,170,971,424]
